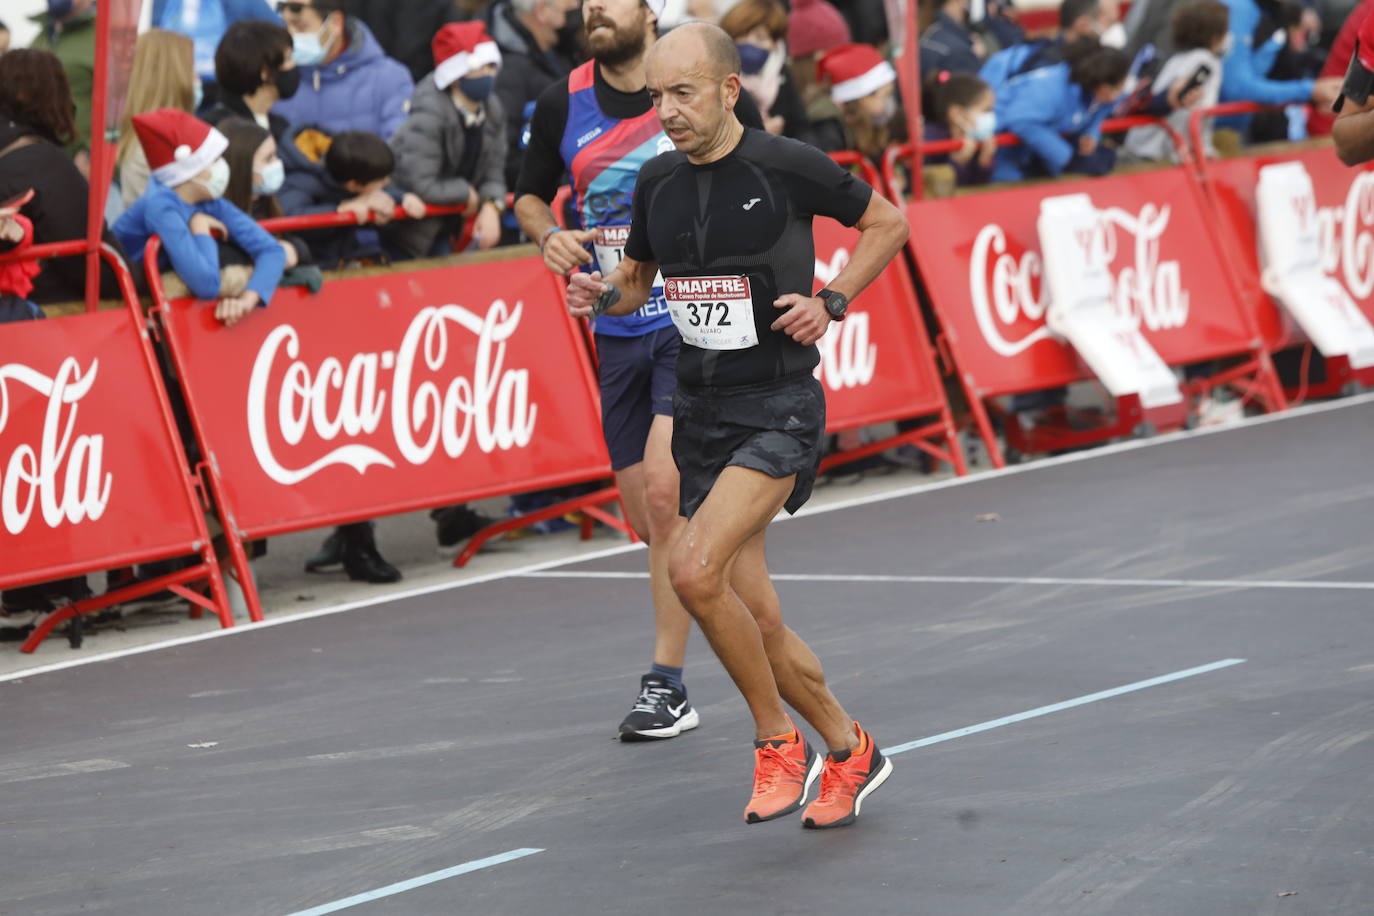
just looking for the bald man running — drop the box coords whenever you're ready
[567,23,910,829]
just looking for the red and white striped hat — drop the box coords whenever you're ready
[132,108,228,188]
[817,43,896,104]
[432,22,502,90]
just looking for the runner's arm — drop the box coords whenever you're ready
[514,85,596,272]
[566,254,658,318]
[820,192,909,303]
[1334,95,1374,165]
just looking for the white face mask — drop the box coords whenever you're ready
[254,158,285,196]
[1100,22,1127,48]
[200,158,231,199]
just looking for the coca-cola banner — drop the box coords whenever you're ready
[1202,145,1374,351]
[0,311,206,587]
[160,256,611,538]
[812,216,950,428]
[907,168,1262,398]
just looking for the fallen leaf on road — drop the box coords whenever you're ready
[187,742,218,749]
[976,513,1001,522]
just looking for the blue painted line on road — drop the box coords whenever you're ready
[882,658,1247,756]
[283,847,544,916]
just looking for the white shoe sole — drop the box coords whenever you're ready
[621,707,700,740]
[801,752,823,802]
[852,756,893,818]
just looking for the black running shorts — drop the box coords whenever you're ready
[596,326,680,471]
[672,372,825,519]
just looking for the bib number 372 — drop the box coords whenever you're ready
[663,276,759,350]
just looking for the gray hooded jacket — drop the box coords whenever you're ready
[391,73,508,255]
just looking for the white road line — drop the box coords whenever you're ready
[518,570,1374,592]
[6,393,1371,684]
[0,757,131,784]
[282,847,543,916]
[881,658,1247,756]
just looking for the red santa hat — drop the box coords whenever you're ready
[132,108,228,188]
[817,43,896,105]
[432,22,502,91]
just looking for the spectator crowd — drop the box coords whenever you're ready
[0,0,1368,625]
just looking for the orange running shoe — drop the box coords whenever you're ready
[801,723,892,829]
[743,727,822,824]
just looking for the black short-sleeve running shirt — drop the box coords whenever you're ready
[624,128,872,388]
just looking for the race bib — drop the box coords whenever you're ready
[663,276,759,350]
[595,225,666,288]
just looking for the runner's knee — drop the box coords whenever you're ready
[643,470,679,534]
[668,542,726,609]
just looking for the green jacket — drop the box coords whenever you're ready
[29,7,98,155]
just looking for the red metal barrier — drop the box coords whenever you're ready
[814,151,965,475]
[1189,102,1374,399]
[0,245,233,651]
[895,117,1285,465]
[146,232,624,619]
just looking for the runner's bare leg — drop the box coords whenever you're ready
[615,416,691,668]
[728,529,858,752]
[669,465,796,738]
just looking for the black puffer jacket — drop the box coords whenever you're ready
[0,118,124,304]
[487,0,574,189]
[390,75,507,256]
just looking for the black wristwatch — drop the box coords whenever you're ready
[817,287,849,321]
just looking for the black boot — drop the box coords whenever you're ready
[340,522,401,584]
[304,529,344,573]
[431,504,497,547]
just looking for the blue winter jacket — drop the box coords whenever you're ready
[114,179,285,304]
[153,0,281,80]
[272,18,415,140]
[980,46,1117,182]
[1218,0,1313,105]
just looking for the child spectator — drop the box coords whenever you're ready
[390,22,508,257]
[982,38,1130,182]
[0,49,123,305]
[922,71,997,187]
[1123,0,1230,163]
[113,108,285,326]
[273,0,414,139]
[278,125,426,266]
[812,43,902,162]
[205,20,298,142]
[117,30,199,208]
[219,116,325,293]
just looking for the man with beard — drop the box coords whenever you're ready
[515,0,762,742]
[566,22,908,828]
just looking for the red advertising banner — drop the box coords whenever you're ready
[811,216,952,431]
[1200,143,1374,351]
[907,167,1266,399]
[0,310,210,587]
[157,254,612,541]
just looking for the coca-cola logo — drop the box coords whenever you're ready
[1315,170,1374,299]
[969,203,1189,356]
[812,246,877,390]
[0,358,112,536]
[246,301,538,486]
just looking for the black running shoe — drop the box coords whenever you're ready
[618,675,700,741]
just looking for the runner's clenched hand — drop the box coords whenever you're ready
[543,228,596,275]
[567,270,607,319]
[771,293,831,346]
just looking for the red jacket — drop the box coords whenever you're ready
[0,214,40,299]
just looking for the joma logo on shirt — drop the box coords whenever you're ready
[577,127,603,147]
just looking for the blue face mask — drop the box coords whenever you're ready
[254,158,286,197]
[458,74,496,103]
[48,0,74,19]
[970,110,996,141]
[737,43,770,75]
[292,23,331,67]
